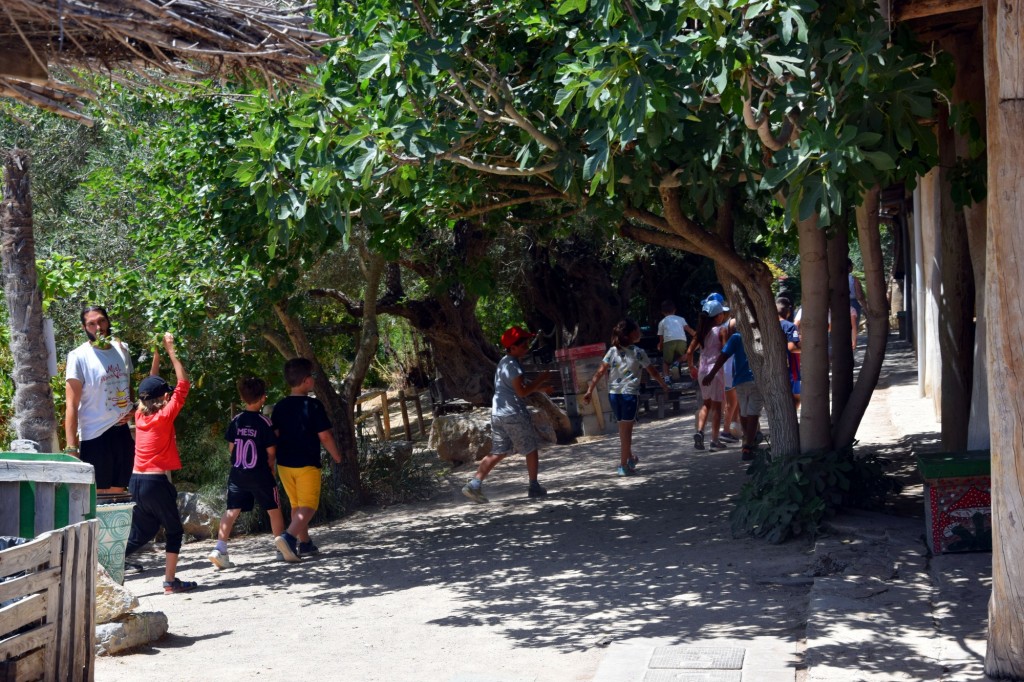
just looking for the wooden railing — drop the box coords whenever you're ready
[0,520,98,681]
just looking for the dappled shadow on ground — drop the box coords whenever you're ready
[185,408,814,654]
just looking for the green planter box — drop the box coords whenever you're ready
[0,452,96,538]
[916,450,991,554]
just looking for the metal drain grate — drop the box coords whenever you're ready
[649,646,746,670]
[643,671,743,682]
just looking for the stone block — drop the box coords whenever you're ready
[95,611,169,655]
[95,563,139,624]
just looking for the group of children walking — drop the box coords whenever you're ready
[122,332,342,593]
[124,294,773,585]
[461,291,773,501]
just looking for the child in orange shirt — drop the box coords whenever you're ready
[124,332,196,594]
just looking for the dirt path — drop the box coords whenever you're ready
[97,404,821,682]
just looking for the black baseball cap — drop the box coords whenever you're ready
[138,376,174,400]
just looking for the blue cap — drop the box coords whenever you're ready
[704,292,726,305]
[702,299,729,317]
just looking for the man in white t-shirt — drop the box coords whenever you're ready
[65,306,135,493]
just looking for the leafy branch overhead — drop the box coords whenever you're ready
[264,0,936,247]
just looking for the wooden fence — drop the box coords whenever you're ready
[0,520,97,682]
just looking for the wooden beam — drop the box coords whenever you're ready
[0,49,46,83]
[894,0,982,21]
[997,0,1024,100]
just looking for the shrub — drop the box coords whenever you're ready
[731,447,901,544]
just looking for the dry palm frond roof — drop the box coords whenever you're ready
[0,0,330,124]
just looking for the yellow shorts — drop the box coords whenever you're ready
[277,465,322,510]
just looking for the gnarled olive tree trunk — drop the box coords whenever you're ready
[1,150,57,452]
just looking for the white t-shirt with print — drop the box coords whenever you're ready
[601,345,651,396]
[66,340,133,441]
[657,314,689,342]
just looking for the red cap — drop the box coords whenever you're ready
[500,326,535,349]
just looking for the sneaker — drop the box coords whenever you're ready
[163,578,198,594]
[208,549,234,570]
[741,447,755,461]
[617,465,635,477]
[298,541,320,557]
[755,431,766,446]
[274,534,300,563]
[528,482,547,498]
[693,432,705,450]
[719,432,739,443]
[708,440,727,451]
[627,455,639,472]
[462,483,488,503]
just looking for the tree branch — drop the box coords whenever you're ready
[439,152,559,176]
[451,191,565,219]
[741,75,798,151]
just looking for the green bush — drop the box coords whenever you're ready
[731,447,901,544]
[359,444,442,507]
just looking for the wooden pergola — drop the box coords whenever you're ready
[0,0,328,123]
[889,0,1024,678]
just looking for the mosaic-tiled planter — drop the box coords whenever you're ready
[917,450,991,554]
[96,500,135,584]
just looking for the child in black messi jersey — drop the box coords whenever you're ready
[208,377,285,569]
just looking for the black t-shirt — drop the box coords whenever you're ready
[224,410,278,487]
[271,395,332,468]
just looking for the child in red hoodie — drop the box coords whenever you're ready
[125,332,196,594]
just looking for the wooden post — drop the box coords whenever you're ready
[413,392,426,436]
[379,392,390,440]
[985,0,1024,677]
[398,390,412,441]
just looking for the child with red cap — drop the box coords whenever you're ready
[462,326,553,503]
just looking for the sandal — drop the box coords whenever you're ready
[163,578,198,594]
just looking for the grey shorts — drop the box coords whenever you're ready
[491,413,539,456]
[735,381,764,418]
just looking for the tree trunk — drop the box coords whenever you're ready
[272,296,365,508]
[520,237,629,347]
[828,226,854,427]
[833,186,890,450]
[797,214,831,453]
[390,295,500,405]
[1,150,57,452]
[938,105,976,452]
[984,0,1024,676]
[621,189,800,458]
[312,223,502,406]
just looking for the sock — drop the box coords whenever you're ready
[529,479,540,487]
[215,540,227,553]
[468,478,482,489]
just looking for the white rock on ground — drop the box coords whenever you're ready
[95,564,139,624]
[428,409,493,464]
[176,492,220,539]
[428,406,566,465]
[95,612,169,656]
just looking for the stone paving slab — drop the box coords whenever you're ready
[592,637,797,682]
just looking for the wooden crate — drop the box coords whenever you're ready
[0,520,98,681]
[0,454,96,539]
